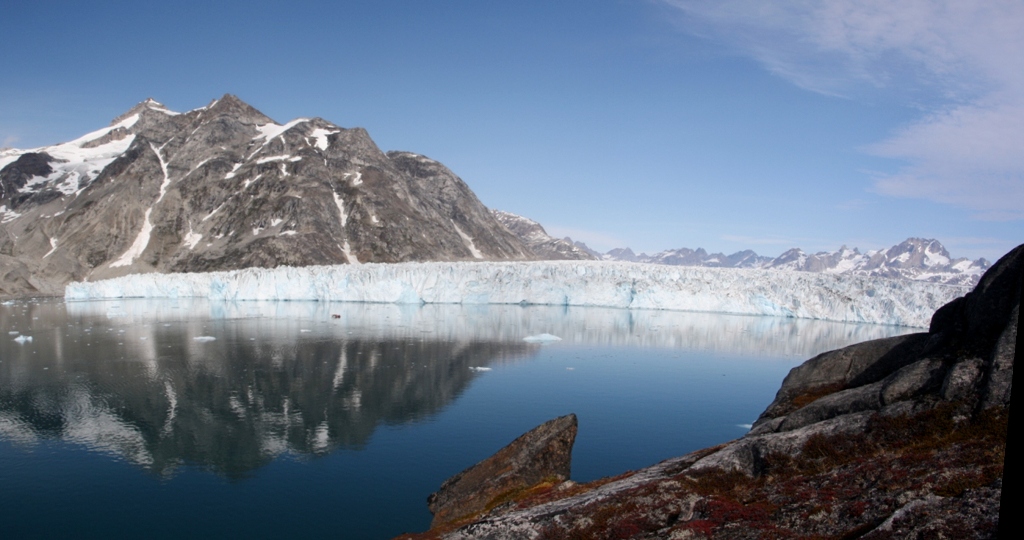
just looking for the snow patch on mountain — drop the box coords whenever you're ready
[453,223,484,259]
[0,119,138,203]
[65,261,967,328]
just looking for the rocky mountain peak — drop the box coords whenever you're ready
[110,97,176,125]
[0,95,533,298]
[202,93,274,125]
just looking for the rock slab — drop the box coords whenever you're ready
[427,413,577,528]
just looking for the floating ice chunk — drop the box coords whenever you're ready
[300,329,311,333]
[8,331,18,335]
[523,333,562,343]
[13,335,32,344]
[1,300,14,305]
[193,336,216,342]
[469,366,492,372]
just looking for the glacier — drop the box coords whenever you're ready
[64,261,970,328]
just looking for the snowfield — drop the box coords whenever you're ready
[64,261,970,328]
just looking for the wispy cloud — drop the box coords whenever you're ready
[1,135,18,148]
[660,0,1024,220]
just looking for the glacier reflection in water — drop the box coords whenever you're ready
[0,298,914,539]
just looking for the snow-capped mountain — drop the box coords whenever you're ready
[596,238,988,286]
[491,210,595,261]
[0,95,532,297]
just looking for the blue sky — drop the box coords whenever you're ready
[2,1,1021,261]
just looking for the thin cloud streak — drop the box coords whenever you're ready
[661,0,1024,221]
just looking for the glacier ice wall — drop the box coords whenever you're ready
[64,261,970,328]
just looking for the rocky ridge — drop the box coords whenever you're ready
[490,210,595,261]
[0,95,534,298]
[400,243,1019,539]
[589,237,989,287]
[427,414,578,527]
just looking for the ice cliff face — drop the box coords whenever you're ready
[65,261,969,328]
[0,95,531,298]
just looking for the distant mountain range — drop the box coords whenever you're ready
[491,211,988,287]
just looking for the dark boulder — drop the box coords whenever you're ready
[751,244,1022,436]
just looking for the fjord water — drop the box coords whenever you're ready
[0,299,913,539]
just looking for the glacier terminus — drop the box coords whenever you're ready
[65,260,967,328]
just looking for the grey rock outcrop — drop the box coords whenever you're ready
[490,210,596,261]
[0,95,533,298]
[695,243,1019,474]
[426,414,577,528]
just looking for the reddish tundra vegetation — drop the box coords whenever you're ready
[398,244,1020,540]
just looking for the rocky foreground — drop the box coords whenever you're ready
[398,245,1019,539]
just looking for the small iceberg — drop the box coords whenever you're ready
[469,366,492,372]
[193,336,217,342]
[523,333,562,343]
[8,331,19,335]
[13,335,32,344]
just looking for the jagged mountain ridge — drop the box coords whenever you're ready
[489,210,987,286]
[0,95,533,297]
[592,237,988,286]
[490,210,595,261]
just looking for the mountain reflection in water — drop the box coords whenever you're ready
[0,299,914,479]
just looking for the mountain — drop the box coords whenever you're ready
[0,95,533,298]
[490,210,595,261]
[596,238,988,286]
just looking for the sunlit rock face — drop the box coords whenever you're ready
[428,414,578,527]
[490,210,596,261]
[0,95,532,298]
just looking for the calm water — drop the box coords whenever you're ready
[0,299,914,539]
